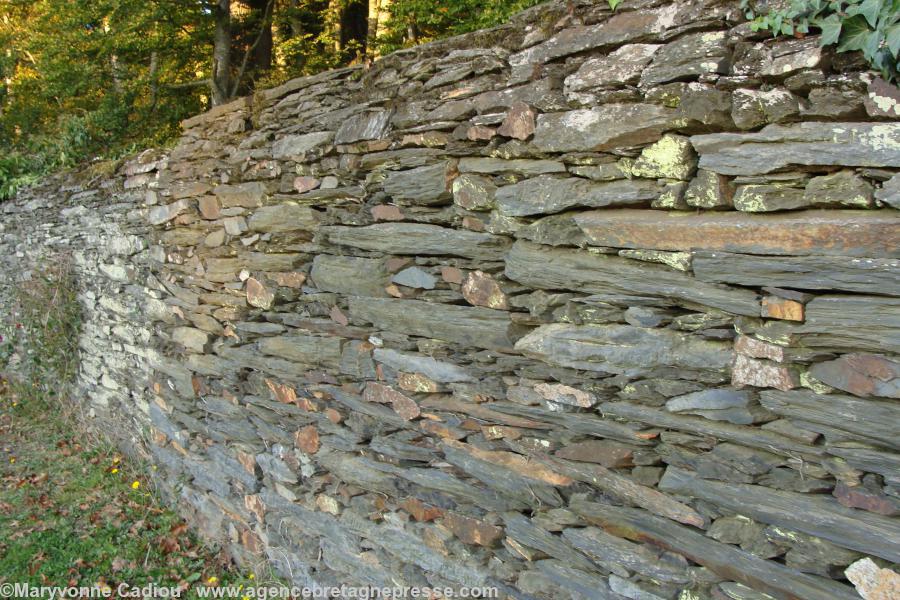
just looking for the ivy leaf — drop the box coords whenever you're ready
[608,0,622,10]
[887,23,900,57]
[837,14,874,52]
[856,0,884,28]
[817,13,843,45]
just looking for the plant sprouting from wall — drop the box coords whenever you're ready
[742,0,900,82]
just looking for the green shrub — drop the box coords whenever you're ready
[743,0,900,82]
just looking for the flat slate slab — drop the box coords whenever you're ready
[691,122,900,175]
[574,209,900,258]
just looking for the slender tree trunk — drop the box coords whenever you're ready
[211,0,232,107]
[366,0,390,61]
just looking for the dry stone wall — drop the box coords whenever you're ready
[3,1,900,598]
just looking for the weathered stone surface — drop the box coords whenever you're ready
[198,196,221,219]
[172,326,208,353]
[272,131,333,159]
[693,252,899,295]
[846,558,900,600]
[223,216,248,235]
[246,277,274,309]
[443,512,503,547]
[148,199,190,225]
[516,322,732,378]
[506,240,760,316]
[692,122,900,175]
[392,266,437,290]
[761,295,805,322]
[533,104,677,152]
[630,134,697,180]
[457,158,565,176]
[382,162,455,205]
[800,295,900,354]
[349,298,512,350]
[808,353,900,399]
[372,348,472,383]
[248,204,319,232]
[452,174,497,211]
[805,170,874,208]
[363,382,420,420]
[214,182,267,207]
[461,270,508,309]
[618,249,691,271]
[258,334,342,368]
[666,389,751,417]
[865,77,900,119]
[534,382,594,408]
[334,110,392,144]
[574,209,900,258]
[496,102,536,140]
[732,354,798,391]
[733,183,808,212]
[685,169,734,209]
[639,31,730,88]
[660,466,900,563]
[310,254,390,297]
[320,223,510,260]
[555,440,634,468]
[732,88,800,130]
[565,44,661,92]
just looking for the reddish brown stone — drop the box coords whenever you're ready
[236,450,257,476]
[266,379,298,404]
[419,419,467,440]
[462,270,509,310]
[371,204,405,221]
[846,558,900,600]
[363,382,420,420]
[534,382,595,407]
[441,266,464,284]
[240,529,264,553]
[293,176,320,193]
[809,353,900,398]
[443,439,573,486]
[467,125,496,141]
[325,408,343,424]
[732,354,799,391]
[386,257,412,272]
[198,196,221,219]
[462,216,485,231]
[295,425,320,454]
[574,209,900,258]
[244,494,266,522]
[735,335,786,363]
[330,305,349,326]
[762,295,805,322]
[401,498,444,522]
[497,102,537,140]
[246,277,274,309]
[269,271,306,288]
[443,512,503,547]
[555,440,636,468]
[834,481,899,516]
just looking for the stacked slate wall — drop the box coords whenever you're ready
[2,1,900,598]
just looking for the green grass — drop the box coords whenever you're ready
[0,380,268,597]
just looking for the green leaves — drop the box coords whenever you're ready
[752,0,900,82]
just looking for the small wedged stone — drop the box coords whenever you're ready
[731,88,800,130]
[461,270,509,309]
[382,162,456,205]
[271,131,333,159]
[496,102,536,140]
[630,134,697,180]
[452,174,497,211]
[248,204,319,232]
[214,182,267,208]
[804,170,874,208]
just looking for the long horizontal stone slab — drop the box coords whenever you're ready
[759,389,900,450]
[348,298,513,351]
[496,176,659,217]
[693,252,900,295]
[659,465,900,563]
[319,223,510,260]
[571,500,860,600]
[515,323,732,378]
[533,104,678,152]
[691,122,900,175]
[505,240,760,316]
[574,209,900,258]
[310,254,390,297]
[800,295,900,354]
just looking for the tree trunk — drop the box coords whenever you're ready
[211,0,232,107]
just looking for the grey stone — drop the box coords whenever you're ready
[515,323,732,378]
[249,204,320,232]
[685,169,735,209]
[383,162,454,205]
[311,254,390,297]
[630,134,697,180]
[639,31,730,88]
[214,182,267,207]
[457,158,565,176]
[496,175,659,217]
[732,88,800,130]
[319,223,510,260]
[533,104,678,153]
[452,174,497,211]
[272,131,334,159]
[876,174,900,208]
[258,334,343,368]
[391,267,437,290]
[565,44,662,92]
[805,170,874,208]
[148,199,189,225]
[692,122,900,176]
[334,109,392,144]
[372,348,473,382]
[733,183,808,212]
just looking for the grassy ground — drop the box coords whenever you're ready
[0,377,263,597]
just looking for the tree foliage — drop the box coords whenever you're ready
[0,0,541,200]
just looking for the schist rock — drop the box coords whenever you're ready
[495,175,660,217]
[515,322,732,378]
[808,353,900,398]
[532,104,678,152]
[691,122,900,175]
[310,254,390,297]
[319,223,511,260]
